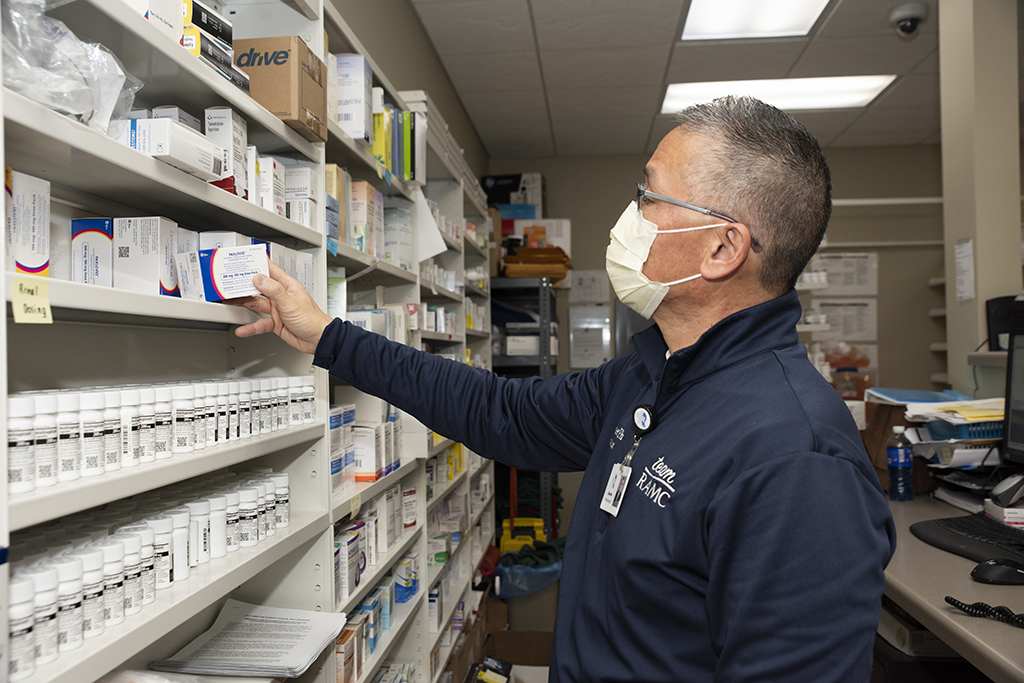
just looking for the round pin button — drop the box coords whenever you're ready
[633,404,657,436]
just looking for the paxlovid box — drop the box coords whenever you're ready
[198,244,269,301]
[5,168,50,276]
[113,216,178,296]
[71,218,113,286]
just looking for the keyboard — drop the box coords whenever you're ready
[910,512,1024,563]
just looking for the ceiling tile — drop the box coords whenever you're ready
[476,119,554,146]
[441,51,543,92]
[872,72,939,109]
[541,45,672,88]
[552,117,651,148]
[486,141,558,158]
[547,86,662,121]
[817,0,938,39]
[831,105,939,146]
[413,0,535,55]
[789,35,936,78]
[556,141,649,156]
[532,0,685,50]
[789,109,863,147]
[666,39,807,83]
[460,89,549,123]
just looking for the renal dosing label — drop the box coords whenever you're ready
[198,244,270,301]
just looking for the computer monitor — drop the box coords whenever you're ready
[1002,330,1024,464]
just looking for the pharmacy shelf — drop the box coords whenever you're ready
[26,511,328,683]
[332,459,419,521]
[470,492,496,529]
[968,351,1007,367]
[795,323,830,333]
[47,0,318,160]
[420,282,463,302]
[464,281,490,299]
[465,238,487,260]
[427,469,469,514]
[429,439,456,458]
[326,120,414,201]
[422,330,465,344]
[441,231,463,253]
[337,527,423,614]
[329,247,419,290]
[4,90,323,248]
[465,328,490,340]
[427,576,473,683]
[5,274,260,330]
[356,591,426,683]
[10,424,324,531]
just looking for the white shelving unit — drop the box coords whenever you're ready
[3,1,495,682]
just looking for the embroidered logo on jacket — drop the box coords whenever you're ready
[636,456,676,508]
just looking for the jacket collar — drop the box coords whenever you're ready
[632,289,803,390]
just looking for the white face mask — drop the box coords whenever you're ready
[605,202,727,319]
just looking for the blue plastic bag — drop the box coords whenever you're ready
[495,560,562,598]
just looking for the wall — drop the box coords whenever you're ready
[331,0,488,178]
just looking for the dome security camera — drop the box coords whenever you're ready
[889,2,929,37]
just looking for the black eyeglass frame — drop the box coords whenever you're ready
[636,183,762,253]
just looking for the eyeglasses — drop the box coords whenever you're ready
[636,183,762,253]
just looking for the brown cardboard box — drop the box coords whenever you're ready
[234,36,327,142]
[485,597,508,634]
[482,630,553,667]
[860,403,935,494]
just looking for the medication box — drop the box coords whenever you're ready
[174,251,205,300]
[199,231,250,250]
[285,166,319,203]
[335,54,373,146]
[123,118,223,181]
[5,168,50,276]
[122,0,181,42]
[152,105,202,133]
[234,36,328,142]
[286,198,314,229]
[113,216,178,296]
[183,0,232,46]
[204,106,248,198]
[257,156,286,216]
[71,218,113,286]
[334,528,360,601]
[383,199,414,271]
[197,244,269,301]
[352,424,383,483]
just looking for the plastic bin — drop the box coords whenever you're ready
[925,420,1002,441]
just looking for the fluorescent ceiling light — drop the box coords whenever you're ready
[661,76,897,113]
[682,0,831,40]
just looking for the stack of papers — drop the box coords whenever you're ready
[151,600,346,678]
[904,398,1004,425]
[865,387,972,405]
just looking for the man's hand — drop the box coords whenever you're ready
[230,261,333,355]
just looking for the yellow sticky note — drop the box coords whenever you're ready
[351,493,361,518]
[12,276,52,324]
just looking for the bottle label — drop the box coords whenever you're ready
[57,591,84,650]
[154,411,172,458]
[82,581,105,635]
[58,422,81,476]
[9,613,35,678]
[887,445,913,467]
[9,427,35,486]
[35,424,58,482]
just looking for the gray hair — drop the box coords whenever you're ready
[673,96,831,295]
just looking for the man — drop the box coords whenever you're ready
[235,96,895,682]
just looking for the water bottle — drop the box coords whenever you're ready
[887,425,914,501]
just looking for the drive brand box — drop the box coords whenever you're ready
[234,36,327,142]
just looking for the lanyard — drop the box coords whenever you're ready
[601,404,657,517]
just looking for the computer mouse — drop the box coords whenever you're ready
[971,558,1024,585]
[991,474,1024,507]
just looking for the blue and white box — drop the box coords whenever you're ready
[71,218,113,286]
[197,243,268,301]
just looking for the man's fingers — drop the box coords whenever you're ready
[253,270,289,304]
[268,260,302,289]
[234,317,276,338]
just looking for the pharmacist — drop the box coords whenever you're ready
[234,96,896,683]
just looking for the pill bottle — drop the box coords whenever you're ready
[153,386,174,460]
[137,387,157,464]
[223,489,240,552]
[63,546,106,639]
[64,532,93,551]
[18,564,59,665]
[191,382,207,451]
[102,389,123,472]
[227,381,240,441]
[238,380,253,440]
[89,538,125,626]
[55,391,82,482]
[8,395,36,493]
[165,507,192,582]
[237,487,260,548]
[9,574,36,681]
[109,532,143,616]
[120,388,142,468]
[212,382,227,444]
[203,381,219,446]
[260,477,277,536]
[171,384,195,455]
[142,515,175,589]
[275,378,288,430]
[185,499,211,565]
[32,393,59,488]
[288,376,303,426]
[255,378,271,435]
[269,472,290,527]
[302,375,315,423]
[248,480,267,542]
[206,494,228,559]
[118,524,155,605]
[40,555,84,652]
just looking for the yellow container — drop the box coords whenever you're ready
[500,518,546,553]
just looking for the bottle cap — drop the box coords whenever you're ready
[239,380,253,393]
[118,524,155,546]
[155,386,174,402]
[229,381,240,394]
[143,515,174,535]
[204,381,220,396]
[120,388,141,406]
[17,564,59,591]
[186,499,211,516]
[191,382,207,398]
[238,487,258,504]
[206,494,227,511]
[104,389,122,409]
[218,383,229,396]
[64,546,105,572]
[222,489,240,506]
[247,481,266,498]
[302,376,314,387]
[139,386,156,404]
[269,472,289,489]
[40,555,84,582]
[56,391,81,412]
[33,393,58,414]
[109,532,142,555]
[10,575,36,603]
[88,538,125,564]
[289,377,302,388]
[79,391,106,411]
[166,508,191,528]
[8,395,35,417]
[893,426,906,434]
[172,384,193,401]
[261,378,273,391]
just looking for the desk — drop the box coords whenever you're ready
[886,497,1024,683]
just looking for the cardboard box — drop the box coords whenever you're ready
[113,216,178,296]
[71,218,113,286]
[5,169,50,276]
[234,36,327,142]
[483,630,552,669]
[198,244,269,301]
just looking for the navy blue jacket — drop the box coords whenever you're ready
[314,290,896,682]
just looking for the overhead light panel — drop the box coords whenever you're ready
[661,76,897,113]
[682,0,831,40]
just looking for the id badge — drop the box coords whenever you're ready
[600,463,632,517]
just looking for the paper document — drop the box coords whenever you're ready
[904,399,1003,425]
[151,600,347,678]
[412,188,446,262]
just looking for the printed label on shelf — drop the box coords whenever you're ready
[12,276,52,323]
[351,493,361,518]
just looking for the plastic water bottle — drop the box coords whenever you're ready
[887,425,914,501]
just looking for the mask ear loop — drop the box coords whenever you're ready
[655,221,729,234]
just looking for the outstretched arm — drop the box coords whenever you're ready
[231,261,333,354]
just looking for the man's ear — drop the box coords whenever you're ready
[701,224,754,281]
